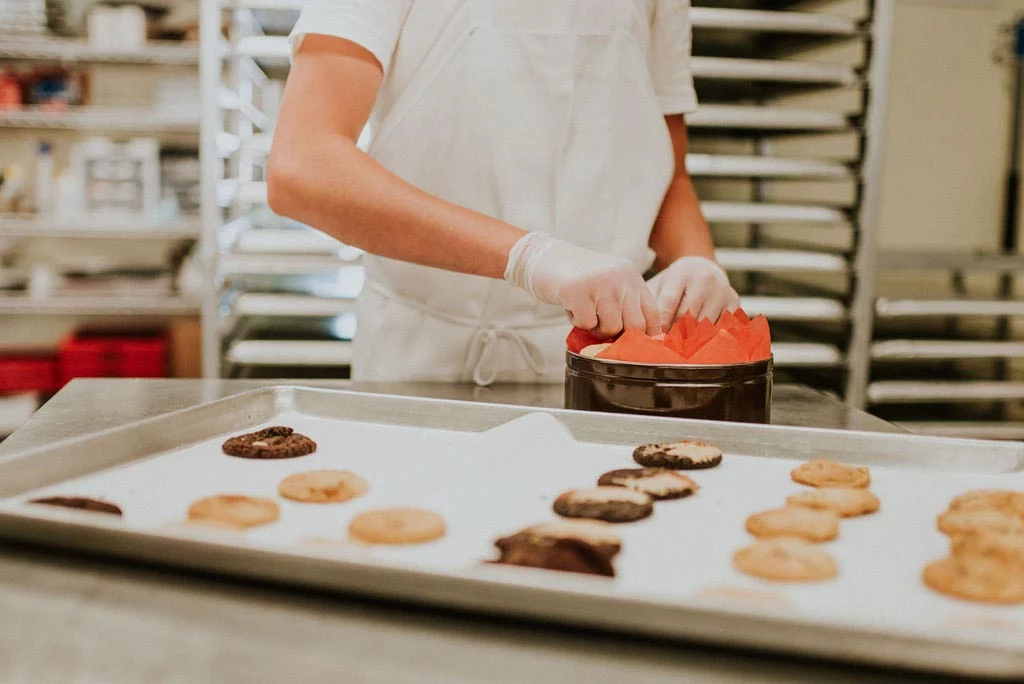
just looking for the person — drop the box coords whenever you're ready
[268,0,741,385]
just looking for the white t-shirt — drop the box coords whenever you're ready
[290,0,699,128]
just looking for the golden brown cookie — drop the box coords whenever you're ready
[510,520,622,558]
[937,508,1024,537]
[948,490,1024,516]
[348,508,446,545]
[187,495,279,529]
[553,486,654,523]
[745,507,840,543]
[923,556,1024,605]
[785,488,880,518]
[633,440,723,469]
[951,532,1024,570]
[790,459,870,489]
[278,470,368,504]
[733,538,838,582]
[596,468,699,500]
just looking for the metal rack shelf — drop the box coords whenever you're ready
[0,293,198,316]
[0,37,199,66]
[876,250,1024,272]
[692,56,857,86]
[717,248,848,273]
[772,342,845,367]
[0,214,200,239]
[687,105,851,132]
[876,298,1024,318]
[742,296,847,321]
[0,107,199,133]
[220,254,361,276]
[689,7,858,36]
[226,339,353,366]
[231,293,355,317]
[871,340,1024,361]
[867,381,1024,404]
[702,201,849,226]
[687,154,851,179]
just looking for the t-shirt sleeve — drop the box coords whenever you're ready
[289,0,413,75]
[650,0,699,115]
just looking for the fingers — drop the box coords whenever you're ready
[653,272,685,332]
[594,294,624,338]
[639,284,663,336]
[620,286,648,334]
[564,292,598,332]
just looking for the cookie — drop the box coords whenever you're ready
[632,440,723,469]
[597,467,699,500]
[508,519,622,558]
[278,470,368,503]
[937,508,1024,537]
[790,459,870,489]
[745,507,840,543]
[493,537,615,577]
[580,343,612,358]
[553,486,653,523]
[348,508,446,545]
[733,538,838,582]
[949,490,1024,516]
[187,495,279,529]
[923,556,1024,605]
[222,426,317,460]
[785,488,880,518]
[952,532,1024,570]
[29,496,122,516]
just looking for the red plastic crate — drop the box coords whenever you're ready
[0,355,59,393]
[58,330,168,385]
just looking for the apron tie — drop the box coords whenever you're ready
[468,327,547,387]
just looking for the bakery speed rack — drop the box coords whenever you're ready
[688,0,892,405]
[197,0,894,389]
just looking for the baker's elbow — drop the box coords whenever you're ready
[266,149,300,218]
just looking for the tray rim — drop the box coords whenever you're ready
[0,385,1022,679]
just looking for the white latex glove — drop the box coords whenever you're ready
[647,256,741,330]
[504,231,660,338]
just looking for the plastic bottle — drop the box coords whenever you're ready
[35,142,53,215]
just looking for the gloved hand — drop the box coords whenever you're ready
[504,231,660,338]
[647,256,741,330]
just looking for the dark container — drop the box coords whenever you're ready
[565,352,772,423]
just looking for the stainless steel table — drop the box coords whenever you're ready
[0,379,960,684]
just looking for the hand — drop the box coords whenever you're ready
[504,232,661,338]
[647,256,741,330]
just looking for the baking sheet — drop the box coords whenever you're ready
[0,387,1022,678]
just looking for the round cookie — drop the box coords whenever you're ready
[937,508,1024,537]
[923,556,1024,605]
[952,532,1024,570]
[493,536,615,577]
[511,520,622,558]
[278,470,368,503]
[348,508,446,545]
[791,459,870,489]
[785,487,880,518]
[597,468,699,500]
[29,496,122,516]
[222,426,316,460]
[733,538,838,582]
[553,486,654,523]
[188,495,279,529]
[580,343,612,358]
[949,490,1024,516]
[632,440,723,470]
[745,507,840,543]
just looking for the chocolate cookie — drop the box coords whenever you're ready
[501,520,622,559]
[597,467,699,500]
[553,486,653,523]
[786,487,880,518]
[790,459,870,489]
[633,440,723,469]
[733,538,838,582]
[29,496,122,516]
[745,507,840,543]
[493,536,615,577]
[222,426,316,460]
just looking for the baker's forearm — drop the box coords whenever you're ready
[648,173,716,271]
[267,137,523,279]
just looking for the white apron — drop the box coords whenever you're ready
[355,0,675,385]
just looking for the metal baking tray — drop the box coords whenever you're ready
[0,387,1022,679]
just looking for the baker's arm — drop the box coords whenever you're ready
[268,35,659,337]
[646,115,740,326]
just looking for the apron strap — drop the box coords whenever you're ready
[467,327,547,387]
